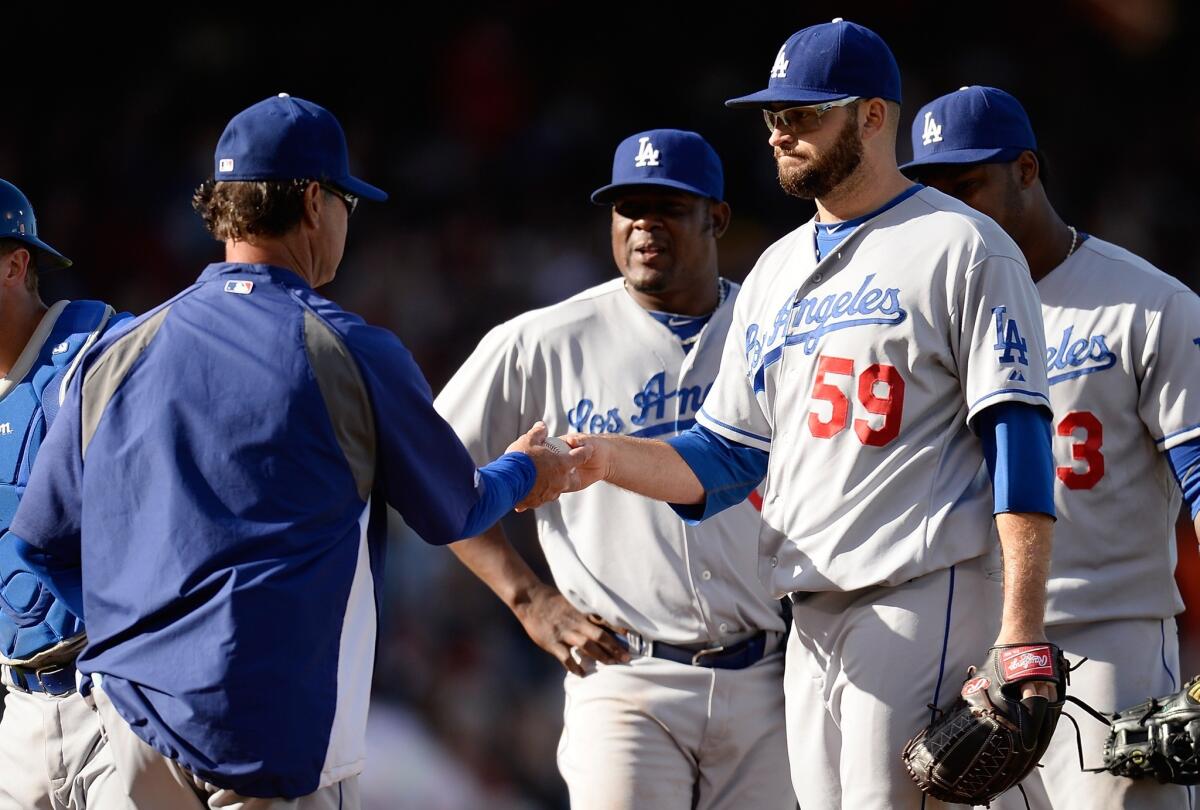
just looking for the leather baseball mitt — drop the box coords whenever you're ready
[902,643,1069,805]
[1100,674,1200,784]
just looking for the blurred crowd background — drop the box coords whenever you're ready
[3,2,1198,807]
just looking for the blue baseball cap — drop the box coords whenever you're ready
[213,93,387,201]
[726,18,901,108]
[590,129,724,204]
[902,86,1037,171]
[0,178,71,270]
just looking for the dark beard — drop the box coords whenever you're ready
[776,112,864,200]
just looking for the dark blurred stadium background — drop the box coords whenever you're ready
[4,2,1198,807]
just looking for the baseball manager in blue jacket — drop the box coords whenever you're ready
[7,93,588,809]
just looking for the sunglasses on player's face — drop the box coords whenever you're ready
[762,96,862,134]
[320,183,359,217]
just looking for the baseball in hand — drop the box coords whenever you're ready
[544,436,571,455]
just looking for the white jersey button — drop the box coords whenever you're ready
[811,273,823,283]
[769,556,779,568]
[701,570,712,581]
[719,623,730,634]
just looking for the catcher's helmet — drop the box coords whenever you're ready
[0,178,71,270]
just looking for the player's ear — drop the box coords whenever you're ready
[862,99,900,144]
[710,201,731,238]
[0,247,30,289]
[301,181,323,228]
[1015,151,1040,190]
[860,98,886,139]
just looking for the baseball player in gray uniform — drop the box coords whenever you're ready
[434,129,793,810]
[904,84,1200,810]
[558,21,1062,809]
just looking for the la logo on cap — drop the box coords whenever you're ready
[921,112,943,146]
[634,136,660,168]
[770,45,789,78]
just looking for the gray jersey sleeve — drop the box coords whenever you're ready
[957,254,1052,426]
[434,322,533,464]
[695,289,774,451]
[1138,289,1200,451]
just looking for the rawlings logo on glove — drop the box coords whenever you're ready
[962,676,991,697]
[1001,646,1054,680]
[902,642,1069,806]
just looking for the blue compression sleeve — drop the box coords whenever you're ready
[977,402,1056,517]
[12,535,85,620]
[1166,437,1200,520]
[457,452,536,539]
[666,424,769,523]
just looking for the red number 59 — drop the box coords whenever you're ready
[807,355,906,447]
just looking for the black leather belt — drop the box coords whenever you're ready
[619,630,779,670]
[3,661,77,695]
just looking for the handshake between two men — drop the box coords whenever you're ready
[506,426,700,514]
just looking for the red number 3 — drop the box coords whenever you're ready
[807,355,906,446]
[1056,411,1104,490]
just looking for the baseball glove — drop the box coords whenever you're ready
[901,643,1069,806]
[1098,674,1200,784]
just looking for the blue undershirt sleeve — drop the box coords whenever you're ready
[458,452,536,539]
[977,402,1056,517]
[665,424,769,524]
[1166,437,1200,520]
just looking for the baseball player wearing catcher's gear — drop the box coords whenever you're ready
[435,130,793,810]
[560,21,1061,809]
[905,85,1200,810]
[6,95,587,810]
[0,178,130,810]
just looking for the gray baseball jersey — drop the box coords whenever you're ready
[697,186,1051,595]
[1038,235,1200,625]
[434,278,785,644]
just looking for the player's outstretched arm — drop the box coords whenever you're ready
[994,511,1057,701]
[449,524,629,676]
[560,433,705,504]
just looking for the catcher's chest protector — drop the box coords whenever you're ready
[0,300,112,660]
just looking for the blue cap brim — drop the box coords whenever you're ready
[338,175,388,202]
[590,178,720,205]
[900,146,1026,172]
[725,88,854,109]
[20,236,72,270]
